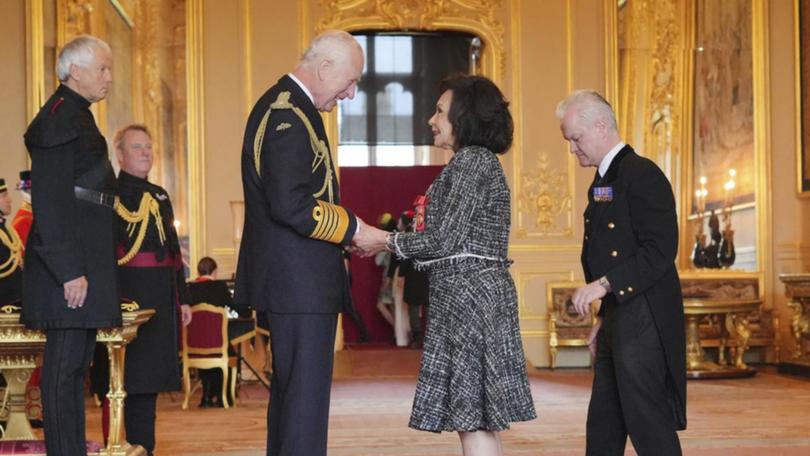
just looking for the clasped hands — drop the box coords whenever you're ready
[347,217,392,257]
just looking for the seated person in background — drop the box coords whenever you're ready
[188,256,237,311]
[188,256,247,407]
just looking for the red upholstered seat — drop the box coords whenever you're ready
[181,304,237,410]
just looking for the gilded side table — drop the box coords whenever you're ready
[684,298,760,379]
[0,308,154,456]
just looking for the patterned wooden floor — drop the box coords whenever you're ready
[73,348,810,455]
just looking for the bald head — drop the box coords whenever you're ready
[292,30,365,112]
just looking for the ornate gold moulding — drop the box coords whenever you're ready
[778,273,810,377]
[0,309,154,456]
[684,298,759,379]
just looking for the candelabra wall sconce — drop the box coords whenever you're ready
[692,170,737,269]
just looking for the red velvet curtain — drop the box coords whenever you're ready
[340,166,444,343]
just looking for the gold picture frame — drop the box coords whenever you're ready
[796,0,810,195]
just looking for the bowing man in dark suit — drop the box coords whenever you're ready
[234,30,371,456]
[557,90,686,456]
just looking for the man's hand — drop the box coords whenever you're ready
[571,279,608,316]
[64,276,88,309]
[352,217,390,257]
[181,304,192,327]
[587,317,602,357]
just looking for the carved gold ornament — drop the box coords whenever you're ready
[519,154,572,234]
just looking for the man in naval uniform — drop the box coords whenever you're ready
[22,34,120,456]
[0,178,23,307]
[234,29,371,455]
[111,123,191,455]
[557,90,686,456]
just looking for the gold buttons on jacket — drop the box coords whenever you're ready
[628,286,634,292]
[608,222,615,229]
[585,235,589,240]
[619,290,625,296]
[585,218,591,224]
[611,250,618,257]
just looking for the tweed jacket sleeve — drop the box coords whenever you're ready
[391,147,491,260]
[604,161,679,303]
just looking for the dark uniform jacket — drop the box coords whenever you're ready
[188,278,250,318]
[234,75,357,314]
[582,145,686,430]
[0,219,23,306]
[116,170,190,394]
[21,84,120,329]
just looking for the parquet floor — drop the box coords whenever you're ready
[69,347,810,455]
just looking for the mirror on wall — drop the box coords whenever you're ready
[616,0,758,272]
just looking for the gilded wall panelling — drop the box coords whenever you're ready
[516,152,574,237]
[186,0,205,270]
[513,0,576,240]
[515,269,575,322]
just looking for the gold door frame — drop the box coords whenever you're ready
[301,0,506,165]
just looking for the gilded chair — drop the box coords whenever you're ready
[181,304,236,409]
[547,282,599,370]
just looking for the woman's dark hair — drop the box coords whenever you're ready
[197,256,218,276]
[439,74,513,154]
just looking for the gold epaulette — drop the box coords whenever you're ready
[115,192,166,266]
[253,91,336,203]
[310,200,351,244]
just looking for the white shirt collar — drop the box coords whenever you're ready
[287,73,314,106]
[598,142,626,178]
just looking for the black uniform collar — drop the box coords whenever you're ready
[56,84,92,110]
[118,170,150,187]
[600,145,633,184]
[277,74,328,140]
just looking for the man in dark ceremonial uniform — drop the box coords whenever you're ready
[111,123,191,455]
[557,90,686,456]
[235,30,374,455]
[22,35,120,456]
[0,179,23,307]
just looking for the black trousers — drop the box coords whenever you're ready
[125,393,158,455]
[266,312,337,456]
[586,297,682,456]
[41,328,96,456]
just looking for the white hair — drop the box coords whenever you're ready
[56,35,111,82]
[299,29,362,68]
[555,89,618,131]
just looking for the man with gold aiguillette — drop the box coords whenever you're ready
[11,171,34,251]
[0,178,23,307]
[109,123,191,456]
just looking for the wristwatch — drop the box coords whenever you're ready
[598,276,611,292]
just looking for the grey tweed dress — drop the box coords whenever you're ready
[388,145,537,432]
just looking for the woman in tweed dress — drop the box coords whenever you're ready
[356,75,536,455]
